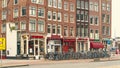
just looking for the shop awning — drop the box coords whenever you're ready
[31,36,44,39]
[64,39,76,42]
[90,42,104,49]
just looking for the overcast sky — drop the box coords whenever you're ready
[112,0,120,38]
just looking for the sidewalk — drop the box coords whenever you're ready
[1,55,120,68]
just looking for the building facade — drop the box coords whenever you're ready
[0,0,112,58]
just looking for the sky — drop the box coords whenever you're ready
[112,0,120,38]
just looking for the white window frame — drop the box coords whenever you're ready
[57,25,61,35]
[29,19,36,32]
[38,8,44,18]
[29,6,36,16]
[48,0,52,7]
[58,0,62,9]
[38,20,44,32]
[21,7,26,16]
[20,21,26,30]
[48,11,52,20]
[57,12,61,22]
[14,0,19,5]
[53,12,57,21]
[13,8,19,18]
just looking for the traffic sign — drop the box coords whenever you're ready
[0,38,6,50]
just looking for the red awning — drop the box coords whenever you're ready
[90,42,104,49]
[31,36,44,39]
[64,39,76,42]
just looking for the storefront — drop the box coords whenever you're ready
[76,38,89,52]
[90,42,104,50]
[21,34,45,58]
[63,39,76,53]
[47,35,62,53]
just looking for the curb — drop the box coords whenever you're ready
[0,64,29,68]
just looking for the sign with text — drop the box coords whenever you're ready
[0,38,6,50]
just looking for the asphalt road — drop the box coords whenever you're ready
[13,60,120,68]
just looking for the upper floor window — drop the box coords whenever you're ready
[29,19,36,32]
[102,14,106,23]
[70,14,74,23]
[95,30,99,39]
[70,27,74,37]
[53,12,57,21]
[94,16,99,25]
[102,26,106,35]
[81,1,84,9]
[48,0,52,7]
[85,11,88,22]
[38,8,44,17]
[2,11,7,20]
[102,3,106,11]
[53,0,57,8]
[90,2,93,11]
[57,12,62,22]
[20,21,26,30]
[70,3,74,11]
[90,16,94,24]
[52,25,56,34]
[81,11,84,21]
[94,3,98,12]
[47,11,52,20]
[77,0,80,9]
[107,4,110,11]
[14,0,18,5]
[47,24,51,33]
[13,8,18,18]
[64,13,68,22]
[21,7,26,16]
[107,15,110,24]
[31,0,37,3]
[37,0,44,5]
[57,25,61,34]
[106,27,110,35]
[38,20,44,32]
[58,0,62,9]
[64,26,68,36]
[2,0,7,8]
[1,23,6,33]
[85,1,88,10]
[29,6,36,16]
[77,10,81,21]
[64,1,68,10]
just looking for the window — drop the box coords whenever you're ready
[47,25,51,33]
[37,0,44,5]
[107,4,110,11]
[90,2,93,10]
[64,2,68,10]
[48,0,52,7]
[29,19,36,32]
[102,26,106,35]
[81,11,84,21]
[57,25,61,34]
[106,27,110,35]
[102,14,106,22]
[53,0,57,8]
[13,8,18,18]
[84,25,88,37]
[64,26,68,36]
[31,0,36,3]
[14,0,18,4]
[95,30,99,39]
[90,16,93,24]
[102,3,106,11]
[38,8,44,17]
[38,20,44,32]
[77,10,80,21]
[90,29,94,39]
[21,21,26,30]
[15,22,18,30]
[53,12,57,21]
[21,7,26,16]
[64,13,68,22]
[58,0,62,9]
[2,0,7,8]
[81,25,84,37]
[70,27,74,36]
[2,11,7,20]
[77,25,80,36]
[47,11,52,20]
[94,16,99,25]
[70,14,74,23]
[85,11,88,22]
[57,12,61,22]
[85,1,88,10]
[81,1,84,9]
[52,25,56,34]
[94,3,98,12]
[29,7,36,16]
[70,3,74,11]
[77,0,80,9]
[1,23,6,33]
[107,15,110,23]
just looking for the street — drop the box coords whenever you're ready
[14,60,120,68]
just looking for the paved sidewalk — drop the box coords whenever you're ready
[0,55,120,68]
